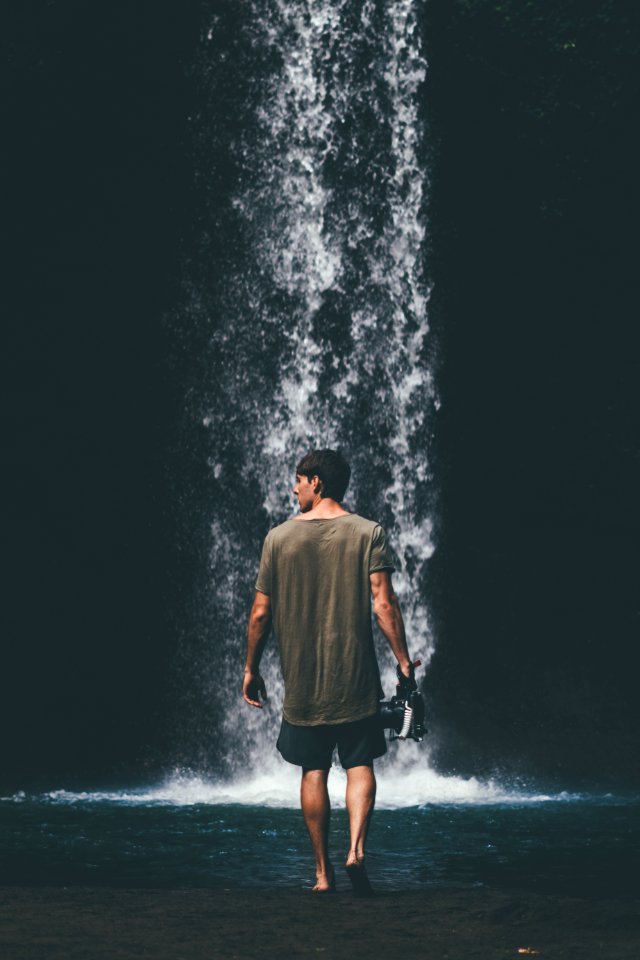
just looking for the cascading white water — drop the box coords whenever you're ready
[193,0,444,793]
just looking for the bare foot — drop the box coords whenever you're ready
[344,856,374,897]
[312,865,336,893]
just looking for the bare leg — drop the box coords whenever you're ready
[300,768,334,892]
[344,764,376,896]
[345,763,376,864]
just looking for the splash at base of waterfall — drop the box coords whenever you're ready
[18,767,585,809]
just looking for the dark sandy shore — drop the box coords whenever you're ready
[1,884,638,960]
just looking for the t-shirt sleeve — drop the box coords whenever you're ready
[255,532,273,595]
[369,524,395,573]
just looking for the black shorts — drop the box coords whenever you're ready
[277,711,387,770]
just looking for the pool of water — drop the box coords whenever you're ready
[2,773,638,895]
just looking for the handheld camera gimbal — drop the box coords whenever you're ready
[379,660,425,742]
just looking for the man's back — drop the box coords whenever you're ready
[255,514,395,725]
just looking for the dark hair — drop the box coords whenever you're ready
[296,449,351,502]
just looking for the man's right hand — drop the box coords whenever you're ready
[243,670,267,708]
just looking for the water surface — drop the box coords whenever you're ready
[3,773,637,896]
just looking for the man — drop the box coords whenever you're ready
[243,449,412,895]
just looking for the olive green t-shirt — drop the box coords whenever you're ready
[255,513,395,726]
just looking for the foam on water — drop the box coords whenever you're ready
[2,769,587,810]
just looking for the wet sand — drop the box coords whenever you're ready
[1,884,639,960]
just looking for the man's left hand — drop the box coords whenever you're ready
[243,671,267,708]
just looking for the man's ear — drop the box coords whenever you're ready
[312,474,323,495]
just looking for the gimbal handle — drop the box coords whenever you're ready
[396,658,422,691]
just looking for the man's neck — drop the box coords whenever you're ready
[298,497,350,519]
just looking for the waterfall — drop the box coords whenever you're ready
[180,0,438,787]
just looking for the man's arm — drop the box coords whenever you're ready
[243,591,272,708]
[370,570,412,678]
